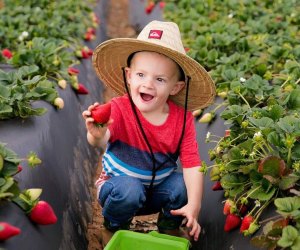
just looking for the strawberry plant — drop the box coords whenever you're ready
[162,0,300,248]
[0,142,57,240]
[0,142,41,202]
[0,65,60,119]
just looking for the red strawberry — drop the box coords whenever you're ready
[17,164,23,173]
[81,49,90,59]
[240,215,254,233]
[224,214,241,232]
[91,103,111,126]
[159,1,166,9]
[212,181,223,191]
[223,199,233,215]
[2,48,13,59]
[145,2,155,14]
[68,67,80,75]
[87,27,96,35]
[0,222,21,241]
[224,129,231,137]
[75,83,89,95]
[238,204,248,216]
[29,201,57,225]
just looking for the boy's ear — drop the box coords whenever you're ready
[170,81,185,96]
[124,67,131,84]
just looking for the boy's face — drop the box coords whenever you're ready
[125,51,185,114]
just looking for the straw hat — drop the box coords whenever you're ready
[92,20,216,111]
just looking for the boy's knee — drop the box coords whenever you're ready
[99,176,145,208]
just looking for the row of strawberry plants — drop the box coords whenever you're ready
[161,0,300,249]
[0,0,100,242]
[0,0,99,119]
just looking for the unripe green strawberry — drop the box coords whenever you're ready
[217,91,228,98]
[0,222,21,241]
[54,97,64,109]
[91,103,111,126]
[223,199,233,215]
[192,109,202,117]
[198,112,214,123]
[58,79,67,89]
[26,188,42,201]
[29,201,57,225]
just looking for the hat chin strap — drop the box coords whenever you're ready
[121,67,190,198]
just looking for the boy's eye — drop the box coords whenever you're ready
[157,78,165,83]
[137,73,144,77]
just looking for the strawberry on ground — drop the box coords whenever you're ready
[211,181,223,191]
[29,200,57,225]
[0,222,21,241]
[240,215,254,233]
[224,214,241,232]
[75,83,89,95]
[90,103,111,126]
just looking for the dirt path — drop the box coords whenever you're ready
[87,1,158,249]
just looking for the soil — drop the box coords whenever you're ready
[87,1,158,249]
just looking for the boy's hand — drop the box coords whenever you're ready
[170,204,201,241]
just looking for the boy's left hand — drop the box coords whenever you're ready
[170,205,201,241]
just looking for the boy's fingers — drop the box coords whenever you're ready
[170,209,183,218]
[82,110,91,118]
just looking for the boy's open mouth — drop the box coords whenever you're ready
[140,93,154,101]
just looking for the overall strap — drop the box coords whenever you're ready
[121,68,190,198]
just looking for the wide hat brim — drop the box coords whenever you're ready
[92,38,216,111]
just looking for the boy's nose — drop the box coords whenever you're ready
[142,77,154,89]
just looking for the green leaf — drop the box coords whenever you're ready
[287,89,300,110]
[0,84,11,98]
[279,175,300,190]
[274,197,300,217]
[277,226,298,248]
[220,173,247,189]
[267,104,284,121]
[0,177,14,193]
[249,117,274,129]
[248,185,276,201]
[258,156,286,178]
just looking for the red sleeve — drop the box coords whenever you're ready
[179,112,201,168]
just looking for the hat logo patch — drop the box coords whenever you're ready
[148,30,163,39]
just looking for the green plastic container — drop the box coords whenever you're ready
[104,230,190,250]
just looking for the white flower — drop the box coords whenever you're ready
[228,13,234,18]
[21,31,29,38]
[18,35,24,41]
[249,152,256,158]
[253,131,262,141]
[255,200,261,207]
[206,132,211,140]
[240,77,246,82]
[18,31,29,41]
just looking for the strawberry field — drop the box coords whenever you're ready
[1,0,300,249]
[0,0,107,249]
[159,0,300,249]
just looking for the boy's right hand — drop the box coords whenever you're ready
[82,102,113,140]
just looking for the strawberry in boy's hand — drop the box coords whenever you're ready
[0,222,21,241]
[90,102,111,126]
[29,200,57,225]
